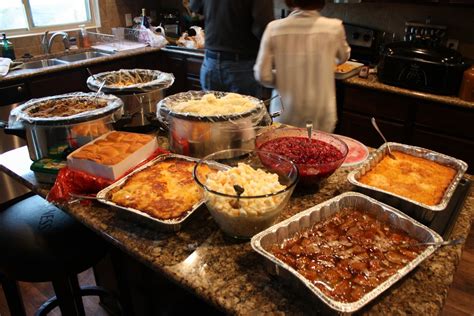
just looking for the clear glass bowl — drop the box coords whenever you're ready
[194,149,299,239]
[256,127,348,186]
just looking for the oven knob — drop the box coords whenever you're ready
[352,32,360,40]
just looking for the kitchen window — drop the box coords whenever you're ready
[0,0,100,36]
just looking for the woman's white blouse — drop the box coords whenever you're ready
[254,10,350,132]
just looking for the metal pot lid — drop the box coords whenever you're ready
[87,68,175,93]
[157,90,267,123]
[381,41,465,65]
[9,92,124,127]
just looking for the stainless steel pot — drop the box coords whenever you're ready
[86,69,174,129]
[110,89,165,129]
[2,92,123,161]
[157,91,273,158]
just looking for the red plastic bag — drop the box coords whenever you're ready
[47,147,169,204]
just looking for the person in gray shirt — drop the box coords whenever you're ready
[189,0,274,98]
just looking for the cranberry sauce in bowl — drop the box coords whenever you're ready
[256,128,348,185]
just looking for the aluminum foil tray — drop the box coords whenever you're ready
[251,192,442,314]
[347,142,467,224]
[96,153,205,231]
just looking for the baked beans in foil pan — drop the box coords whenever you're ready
[251,192,442,314]
[87,68,175,94]
[96,153,216,232]
[347,142,467,224]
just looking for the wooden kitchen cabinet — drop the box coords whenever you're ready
[0,83,29,106]
[158,51,203,95]
[337,84,474,171]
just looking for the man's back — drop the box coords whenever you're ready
[189,0,274,54]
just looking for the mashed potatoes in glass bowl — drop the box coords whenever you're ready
[194,149,299,239]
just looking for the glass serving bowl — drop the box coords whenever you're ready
[194,149,299,239]
[256,127,348,186]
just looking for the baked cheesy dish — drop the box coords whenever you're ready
[335,63,358,73]
[108,158,214,220]
[359,151,456,205]
[25,97,108,118]
[170,93,258,116]
[70,131,154,165]
[103,72,154,87]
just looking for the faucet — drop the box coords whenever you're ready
[41,31,70,54]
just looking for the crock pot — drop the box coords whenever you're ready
[378,42,468,95]
[157,91,272,158]
[87,69,174,130]
[2,92,123,161]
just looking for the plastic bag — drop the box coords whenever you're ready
[47,147,169,204]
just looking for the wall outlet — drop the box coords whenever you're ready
[125,13,133,27]
[447,38,459,50]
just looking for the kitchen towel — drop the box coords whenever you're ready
[0,57,12,77]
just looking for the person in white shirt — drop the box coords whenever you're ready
[254,0,350,132]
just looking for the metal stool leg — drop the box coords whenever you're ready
[36,274,86,316]
[0,274,27,316]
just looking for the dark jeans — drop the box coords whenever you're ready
[200,54,264,99]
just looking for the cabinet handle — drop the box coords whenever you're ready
[17,86,24,93]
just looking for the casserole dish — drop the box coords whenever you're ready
[97,154,214,231]
[251,192,442,314]
[378,41,468,95]
[157,91,272,158]
[4,92,123,160]
[347,142,467,223]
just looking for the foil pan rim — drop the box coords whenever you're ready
[251,192,442,313]
[96,154,205,228]
[347,142,468,212]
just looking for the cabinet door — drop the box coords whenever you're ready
[415,102,474,141]
[159,54,187,95]
[88,58,136,74]
[343,86,412,122]
[28,69,88,98]
[412,129,473,172]
[339,111,407,148]
[0,83,29,106]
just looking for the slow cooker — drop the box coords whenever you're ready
[157,91,272,158]
[87,69,174,131]
[378,42,468,95]
[3,92,123,160]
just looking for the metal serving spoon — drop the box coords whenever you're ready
[396,238,464,249]
[306,120,313,141]
[371,117,396,159]
[230,184,245,209]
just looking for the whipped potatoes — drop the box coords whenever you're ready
[170,93,257,116]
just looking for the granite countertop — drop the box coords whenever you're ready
[0,46,163,83]
[343,74,474,110]
[0,145,472,315]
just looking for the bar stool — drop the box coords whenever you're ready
[0,194,122,316]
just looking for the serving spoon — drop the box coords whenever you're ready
[371,117,396,159]
[394,238,464,249]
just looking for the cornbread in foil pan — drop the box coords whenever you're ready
[347,142,467,223]
[251,192,442,314]
[96,154,214,231]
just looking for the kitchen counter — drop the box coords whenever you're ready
[0,145,472,315]
[343,74,474,110]
[0,46,163,83]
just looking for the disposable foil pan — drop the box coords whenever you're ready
[96,153,205,231]
[251,192,442,314]
[347,142,467,224]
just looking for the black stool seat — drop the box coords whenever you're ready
[0,195,106,282]
[0,195,121,316]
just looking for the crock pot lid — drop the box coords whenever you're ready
[87,68,175,93]
[9,92,124,126]
[383,42,464,65]
[156,90,267,123]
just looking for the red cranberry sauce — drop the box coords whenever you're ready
[259,137,344,165]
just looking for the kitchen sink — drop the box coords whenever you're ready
[56,51,113,62]
[19,58,69,69]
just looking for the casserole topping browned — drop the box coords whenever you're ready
[358,151,456,206]
[25,97,108,118]
[70,131,154,165]
[107,158,214,220]
[271,208,425,303]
